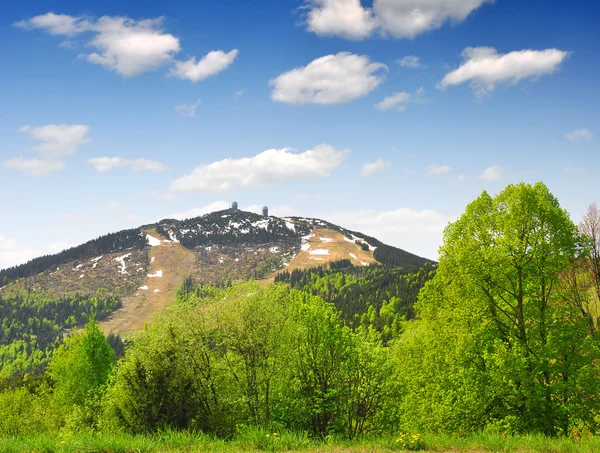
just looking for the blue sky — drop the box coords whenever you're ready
[0,0,598,267]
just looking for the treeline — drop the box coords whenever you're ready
[0,293,121,384]
[275,261,434,332]
[0,229,147,286]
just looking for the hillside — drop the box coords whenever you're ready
[0,208,434,335]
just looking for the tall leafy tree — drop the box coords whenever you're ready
[397,182,598,435]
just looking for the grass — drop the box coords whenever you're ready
[3,430,600,453]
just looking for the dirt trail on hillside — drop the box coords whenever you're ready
[99,229,197,336]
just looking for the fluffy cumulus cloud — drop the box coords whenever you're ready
[438,47,569,98]
[428,165,452,175]
[270,52,386,105]
[15,13,238,79]
[3,124,90,175]
[302,0,491,39]
[169,50,238,82]
[304,0,377,39]
[175,99,201,117]
[565,129,593,141]
[479,165,503,182]
[325,207,456,260]
[89,157,167,173]
[15,12,92,36]
[86,17,180,77]
[360,158,390,176]
[171,144,348,192]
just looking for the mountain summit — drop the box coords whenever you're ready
[0,208,433,334]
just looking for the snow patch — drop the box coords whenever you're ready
[91,256,103,263]
[79,274,85,279]
[138,285,149,290]
[320,237,333,243]
[147,270,163,278]
[114,253,132,274]
[153,289,160,293]
[218,258,224,264]
[150,257,155,263]
[285,221,295,232]
[146,234,162,247]
[301,243,311,252]
[74,264,83,271]
[269,246,279,253]
[349,253,358,260]
[253,219,270,230]
[309,249,329,256]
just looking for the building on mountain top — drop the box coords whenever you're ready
[231,201,238,212]
[262,206,269,217]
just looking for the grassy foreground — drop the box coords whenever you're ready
[1,430,600,453]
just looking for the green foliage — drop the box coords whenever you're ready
[48,319,115,430]
[275,262,434,340]
[397,182,600,435]
[102,282,399,438]
[0,294,120,385]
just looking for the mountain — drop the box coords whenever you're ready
[0,209,434,335]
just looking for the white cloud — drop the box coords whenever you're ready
[0,234,42,271]
[18,14,181,77]
[163,201,231,221]
[324,207,456,260]
[106,201,124,213]
[3,124,90,175]
[398,55,423,68]
[171,144,348,192]
[16,13,237,80]
[19,124,90,158]
[175,99,201,117]
[234,90,244,99]
[89,157,167,173]
[270,52,387,105]
[3,158,64,176]
[373,0,490,38]
[428,165,452,175]
[438,47,569,98]
[15,12,91,36]
[0,233,75,270]
[86,17,180,77]
[361,158,390,176]
[479,165,503,182]
[565,129,593,141]
[169,49,239,82]
[304,0,377,39]
[375,87,424,111]
[375,92,410,111]
[302,0,491,40]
